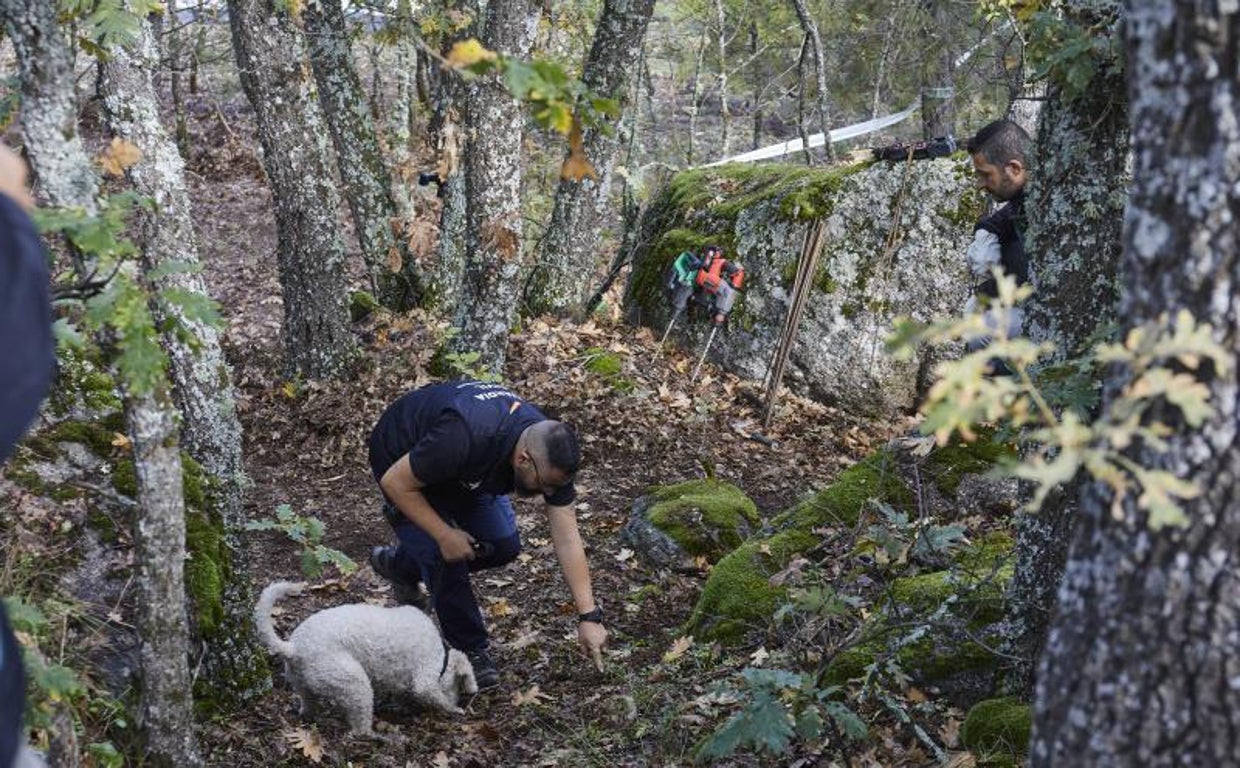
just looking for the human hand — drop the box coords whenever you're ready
[0,145,34,211]
[577,621,607,672]
[437,527,477,563]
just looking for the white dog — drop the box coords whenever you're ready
[254,582,477,735]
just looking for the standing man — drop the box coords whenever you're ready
[964,119,1032,352]
[1,142,56,767]
[368,380,607,689]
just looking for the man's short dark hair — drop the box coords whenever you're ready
[967,119,1031,167]
[544,422,581,475]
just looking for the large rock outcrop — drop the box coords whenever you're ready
[624,159,983,417]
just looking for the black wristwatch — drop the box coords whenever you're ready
[578,607,604,625]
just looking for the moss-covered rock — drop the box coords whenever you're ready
[349,290,381,322]
[46,344,121,416]
[687,450,910,643]
[961,696,1032,764]
[775,449,912,530]
[623,158,979,417]
[44,420,120,458]
[185,508,225,636]
[643,479,759,560]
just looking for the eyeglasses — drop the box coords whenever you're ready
[528,454,568,496]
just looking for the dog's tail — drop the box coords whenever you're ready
[253,581,305,658]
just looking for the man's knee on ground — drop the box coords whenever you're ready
[474,533,521,569]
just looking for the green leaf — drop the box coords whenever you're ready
[793,704,824,741]
[85,743,124,768]
[697,692,794,759]
[32,662,85,702]
[52,318,86,349]
[823,700,867,739]
[160,287,222,328]
[84,0,143,49]
[3,597,47,634]
[303,516,326,544]
[300,548,324,580]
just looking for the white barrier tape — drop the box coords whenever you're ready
[700,23,1006,168]
[701,102,920,167]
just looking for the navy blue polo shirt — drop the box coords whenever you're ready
[368,380,576,506]
[0,192,55,465]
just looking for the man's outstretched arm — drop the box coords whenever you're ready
[546,503,607,667]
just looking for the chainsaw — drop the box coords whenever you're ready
[689,249,744,379]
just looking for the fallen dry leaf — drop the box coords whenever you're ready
[511,684,553,707]
[98,137,142,177]
[283,727,324,764]
[662,635,693,663]
[939,717,962,749]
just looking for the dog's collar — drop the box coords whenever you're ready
[439,638,451,677]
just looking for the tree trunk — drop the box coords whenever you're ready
[301,0,422,311]
[125,387,204,768]
[167,0,191,160]
[714,0,731,157]
[525,0,656,316]
[450,0,537,371]
[1023,84,1128,357]
[0,0,98,213]
[789,0,832,162]
[919,0,955,139]
[749,21,763,149]
[226,0,357,379]
[1001,11,1129,698]
[386,0,419,219]
[686,27,707,165]
[1031,2,1240,764]
[97,9,269,712]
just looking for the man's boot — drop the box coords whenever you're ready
[465,646,499,690]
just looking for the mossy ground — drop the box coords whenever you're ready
[584,347,635,393]
[922,435,1017,496]
[688,450,910,643]
[961,696,1032,765]
[349,290,381,322]
[643,478,759,561]
[824,534,1015,686]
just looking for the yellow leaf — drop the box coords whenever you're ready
[283,727,324,763]
[446,38,497,68]
[560,119,598,181]
[485,597,514,618]
[98,137,142,177]
[110,432,131,451]
[662,635,693,663]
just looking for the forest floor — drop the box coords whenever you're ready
[178,136,940,767]
[0,76,991,766]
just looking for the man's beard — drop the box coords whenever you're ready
[514,476,541,498]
